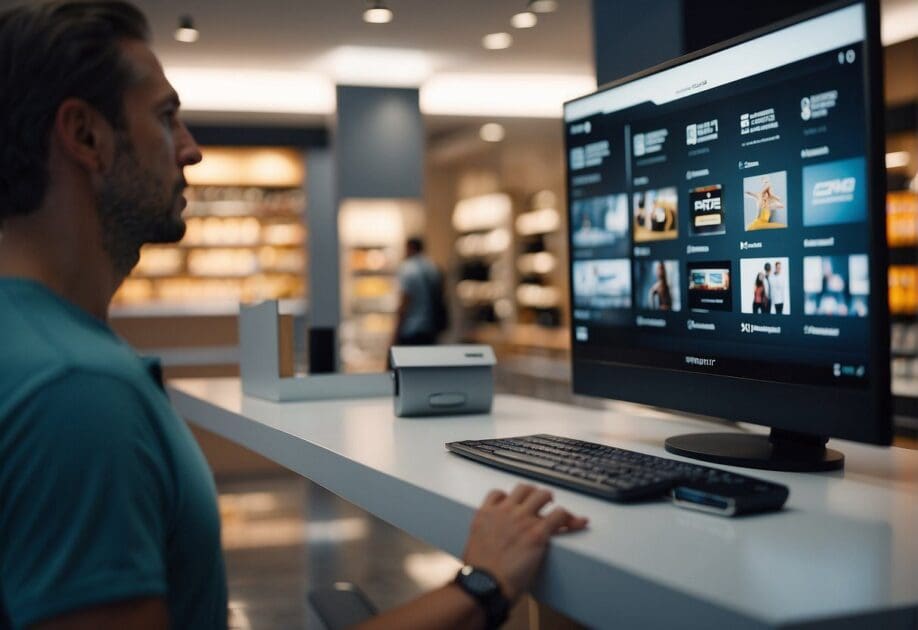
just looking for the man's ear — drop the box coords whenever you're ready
[52,98,116,174]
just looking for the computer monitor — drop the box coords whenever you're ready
[563,0,890,472]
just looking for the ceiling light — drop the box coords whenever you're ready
[886,151,911,169]
[363,1,394,24]
[881,0,918,45]
[165,67,335,115]
[511,11,538,28]
[528,0,559,13]
[320,46,433,87]
[421,73,596,117]
[480,123,506,142]
[174,15,199,43]
[482,32,513,50]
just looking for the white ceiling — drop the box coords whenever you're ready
[135,0,595,120]
[0,0,913,122]
[139,0,594,77]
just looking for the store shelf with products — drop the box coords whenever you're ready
[338,199,424,373]
[885,100,918,426]
[452,192,515,331]
[888,196,918,386]
[514,190,566,329]
[112,147,307,313]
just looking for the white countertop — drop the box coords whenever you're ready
[168,377,918,629]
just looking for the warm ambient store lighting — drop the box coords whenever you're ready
[320,46,433,87]
[881,0,918,45]
[528,0,558,13]
[174,15,199,43]
[479,123,505,142]
[886,151,911,169]
[165,66,593,119]
[482,32,513,50]
[421,73,596,117]
[165,67,335,114]
[511,11,538,28]
[363,1,394,24]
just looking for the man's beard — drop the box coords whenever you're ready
[96,135,185,278]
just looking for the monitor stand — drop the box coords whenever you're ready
[664,429,844,472]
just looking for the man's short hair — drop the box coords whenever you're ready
[0,1,150,220]
[764,262,772,272]
[407,237,424,253]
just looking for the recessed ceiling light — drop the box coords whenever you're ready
[165,67,335,115]
[421,73,596,117]
[528,0,558,13]
[511,11,538,28]
[482,32,513,50]
[363,1,394,24]
[886,151,911,169]
[881,0,918,45]
[174,15,199,43]
[320,46,433,87]
[480,123,506,142]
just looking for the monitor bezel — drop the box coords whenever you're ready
[563,0,891,445]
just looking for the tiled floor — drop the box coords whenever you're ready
[219,474,466,630]
[217,475,570,630]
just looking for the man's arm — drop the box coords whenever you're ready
[392,290,410,346]
[30,597,168,630]
[354,484,588,630]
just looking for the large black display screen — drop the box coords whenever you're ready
[565,3,874,389]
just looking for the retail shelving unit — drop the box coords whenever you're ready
[514,189,566,329]
[452,192,515,335]
[884,96,918,434]
[338,199,424,373]
[888,190,918,378]
[113,147,307,311]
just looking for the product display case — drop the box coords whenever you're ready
[112,147,307,312]
[515,189,565,328]
[887,141,918,382]
[452,192,515,332]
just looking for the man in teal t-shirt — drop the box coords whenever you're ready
[0,283,227,628]
[0,3,587,629]
[0,3,228,628]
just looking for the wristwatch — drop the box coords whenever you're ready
[453,565,510,628]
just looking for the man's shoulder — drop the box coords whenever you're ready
[5,367,157,432]
[0,284,148,413]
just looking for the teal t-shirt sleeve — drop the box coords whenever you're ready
[0,370,173,628]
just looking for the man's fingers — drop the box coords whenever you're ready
[539,507,589,536]
[483,489,507,507]
[561,515,590,532]
[519,489,554,515]
[507,484,537,504]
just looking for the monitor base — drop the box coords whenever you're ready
[664,429,844,472]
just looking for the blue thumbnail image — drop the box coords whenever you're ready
[802,156,866,227]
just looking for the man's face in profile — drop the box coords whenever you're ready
[95,40,201,275]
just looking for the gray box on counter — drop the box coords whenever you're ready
[390,345,496,417]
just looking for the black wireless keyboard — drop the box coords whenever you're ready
[446,434,790,516]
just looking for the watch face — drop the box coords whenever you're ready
[461,566,497,595]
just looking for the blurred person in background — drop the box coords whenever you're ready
[392,236,448,348]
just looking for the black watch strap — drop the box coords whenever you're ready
[453,565,510,629]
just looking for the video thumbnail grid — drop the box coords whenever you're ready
[571,154,870,320]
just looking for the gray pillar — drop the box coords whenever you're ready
[592,0,683,85]
[335,85,423,199]
[332,85,424,372]
[307,149,339,373]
